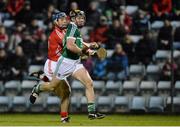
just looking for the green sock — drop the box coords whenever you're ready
[88,102,96,113]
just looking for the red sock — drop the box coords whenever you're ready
[42,76,49,82]
[60,112,68,118]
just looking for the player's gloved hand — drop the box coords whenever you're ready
[80,54,89,60]
[80,49,96,58]
[79,47,89,56]
[87,49,96,56]
[90,42,100,49]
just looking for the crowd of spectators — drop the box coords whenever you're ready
[0,0,180,82]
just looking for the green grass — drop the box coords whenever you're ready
[0,114,180,126]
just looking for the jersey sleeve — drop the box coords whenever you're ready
[66,23,78,39]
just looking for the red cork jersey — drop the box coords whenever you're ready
[48,27,65,61]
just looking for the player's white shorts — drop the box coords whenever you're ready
[44,59,57,80]
[54,56,84,80]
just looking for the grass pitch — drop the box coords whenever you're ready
[0,114,180,126]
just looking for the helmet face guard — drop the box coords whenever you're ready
[69,10,86,21]
[69,10,86,28]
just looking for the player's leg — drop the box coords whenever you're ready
[54,79,71,123]
[30,58,72,123]
[35,56,74,93]
[30,57,66,97]
[29,59,50,82]
[37,59,61,92]
[29,59,60,103]
[72,65,105,119]
[30,76,71,123]
[29,76,61,104]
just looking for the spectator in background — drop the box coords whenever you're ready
[90,16,108,47]
[9,46,28,80]
[104,0,126,23]
[86,1,101,27]
[160,58,178,81]
[28,18,44,43]
[0,25,8,48]
[0,0,8,23]
[133,0,152,34]
[56,0,68,12]
[107,18,126,49]
[15,1,34,25]
[31,34,47,65]
[122,35,135,64]
[0,48,11,81]
[70,1,79,11]
[19,30,36,61]
[175,57,180,81]
[106,0,125,10]
[44,4,55,25]
[7,0,24,17]
[158,20,173,50]
[133,9,151,34]
[47,4,56,15]
[0,0,7,11]
[107,43,129,80]
[30,0,52,12]
[152,0,172,19]
[26,18,46,64]
[174,26,180,42]
[118,6,132,33]
[93,57,108,80]
[174,26,180,49]
[172,0,180,20]
[135,30,156,65]
[0,5,10,24]
[8,23,24,53]
[135,0,153,12]
[45,22,53,36]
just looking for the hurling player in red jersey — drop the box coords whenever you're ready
[30,11,71,123]
[44,12,66,80]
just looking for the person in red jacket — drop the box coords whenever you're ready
[153,0,172,17]
[7,0,24,16]
[90,16,108,45]
[0,25,8,48]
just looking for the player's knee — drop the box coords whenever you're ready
[49,84,57,92]
[50,82,59,91]
[50,87,55,91]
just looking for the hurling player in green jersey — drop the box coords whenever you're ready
[30,10,105,120]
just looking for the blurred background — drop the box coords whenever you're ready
[0,0,180,114]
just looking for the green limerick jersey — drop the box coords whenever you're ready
[62,22,83,60]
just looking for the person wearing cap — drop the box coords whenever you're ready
[29,11,71,123]
[30,9,105,120]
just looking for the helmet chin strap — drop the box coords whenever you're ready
[74,19,84,28]
[77,25,84,28]
[54,21,66,30]
[77,22,85,28]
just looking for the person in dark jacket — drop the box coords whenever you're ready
[107,43,129,80]
[158,20,173,50]
[135,30,156,65]
[8,46,28,80]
